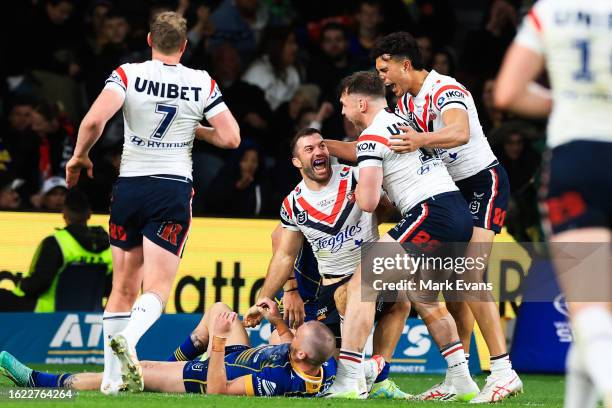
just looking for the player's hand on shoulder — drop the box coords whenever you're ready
[390,126,424,153]
[282,290,305,329]
[213,312,237,338]
[65,155,94,188]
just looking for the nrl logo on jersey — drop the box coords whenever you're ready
[296,210,308,225]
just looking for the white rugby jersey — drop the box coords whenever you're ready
[357,108,458,215]
[515,0,612,148]
[280,165,379,277]
[104,60,228,178]
[395,70,497,181]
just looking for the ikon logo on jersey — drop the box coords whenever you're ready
[357,142,377,152]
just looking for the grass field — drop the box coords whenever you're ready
[0,364,565,408]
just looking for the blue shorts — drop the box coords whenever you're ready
[109,175,193,256]
[455,162,510,234]
[543,141,612,235]
[316,275,392,348]
[182,345,250,393]
[388,191,474,248]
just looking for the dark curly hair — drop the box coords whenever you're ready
[371,32,425,70]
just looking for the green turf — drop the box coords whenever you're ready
[0,364,564,408]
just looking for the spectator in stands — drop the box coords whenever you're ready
[186,1,215,51]
[416,35,434,70]
[203,141,272,217]
[25,0,81,77]
[307,22,364,102]
[81,10,132,104]
[349,0,383,67]
[209,0,272,62]
[30,101,74,183]
[0,190,112,312]
[0,174,24,210]
[31,176,68,212]
[243,25,301,111]
[213,43,272,148]
[480,78,507,134]
[491,121,542,242]
[432,48,456,77]
[461,0,518,83]
[1,98,39,201]
[83,0,112,55]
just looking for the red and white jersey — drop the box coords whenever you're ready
[356,108,458,215]
[280,165,379,277]
[104,60,228,179]
[395,70,497,181]
[515,0,612,148]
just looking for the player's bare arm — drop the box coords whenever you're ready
[324,139,358,163]
[257,297,294,343]
[271,222,305,328]
[390,109,469,153]
[194,110,241,148]
[244,228,303,327]
[494,43,551,118]
[206,312,249,395]
[66,89,124,187]
[356,166,384,213]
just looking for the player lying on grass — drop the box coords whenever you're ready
[1,302,370,397]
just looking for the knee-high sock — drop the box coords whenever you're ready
[119,293,163,347]
[102,311,130,384]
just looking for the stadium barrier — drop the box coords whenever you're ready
[0,212,567,372]
[0,312,479,374]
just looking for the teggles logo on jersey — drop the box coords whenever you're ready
[311,222,363,253]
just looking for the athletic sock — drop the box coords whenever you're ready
[490,353,513,377]
[102,311,130,384]
[167,334,203,361]
[119,293,164,347]
[374,362,390,383]
[565,343,598,408]
[572,307,612,396]
[337,349,364,382]
[30,371,72,388]
[441,341,470,378]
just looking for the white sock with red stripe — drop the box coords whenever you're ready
[441,341,470,378]
[336,349,364,382]
[490,353,513,377]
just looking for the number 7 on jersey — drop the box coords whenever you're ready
[152,103,178,140]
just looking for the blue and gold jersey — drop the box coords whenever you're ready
[182,343,336,397]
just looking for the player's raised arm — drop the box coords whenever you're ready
[324,139,358,163]
[195,110,240,148]
[494,7,551,117]
[66,89,124,187]
[259,227,304,301]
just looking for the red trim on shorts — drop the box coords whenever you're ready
[338,355,362,364]
[485,168,499,230]
[177,188,194,256]
[398,203,429,243]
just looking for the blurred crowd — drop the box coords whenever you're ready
[0,0,546,242]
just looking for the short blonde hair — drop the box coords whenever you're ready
[150,11,187,54]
